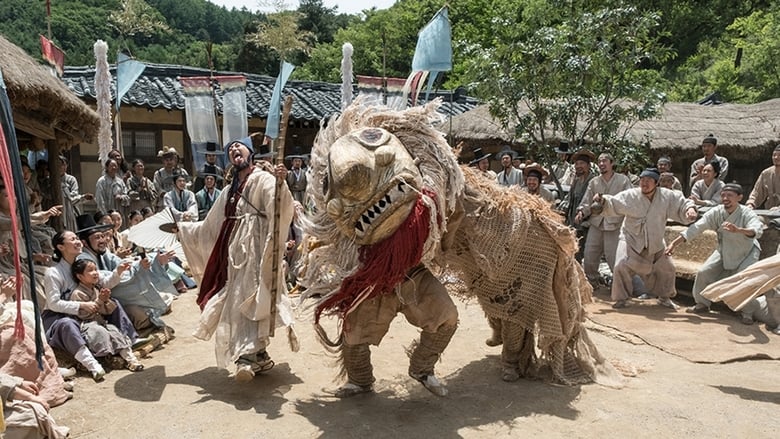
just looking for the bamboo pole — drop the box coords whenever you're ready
[268,95,294,337]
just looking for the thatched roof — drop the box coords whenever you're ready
[0,34,99,145]
[448,99,780,155]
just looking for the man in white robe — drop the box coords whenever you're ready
[666,183,763,314]
[495,146,522,187]
[576,153,633,286]
[594,168,697,309]
[94,158,129,215]
[178,138,297,382]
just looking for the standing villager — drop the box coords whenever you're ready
[152,146,189,212]
[562,149,596,261]
[495,146,522,187]
[94,158,129,217]
[194,142,225,193]
[284,146,308,205]
[59,155,93,233]
[746,145,780,210]
[666,183,763,314]
[178,137,297,382]
[550,142,574,186]
[469,147,495,179]
[594,168,698,309]
[523,164,555,204]
[689,134,729,190]
[126,159,158,214]
[576,153,633,286]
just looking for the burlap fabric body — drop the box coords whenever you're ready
[447,167,608,385]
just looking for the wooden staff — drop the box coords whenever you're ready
[268,95,294,337]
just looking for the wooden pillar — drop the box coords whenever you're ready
[47,138,63,231]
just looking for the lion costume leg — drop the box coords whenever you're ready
[401,268,458,397]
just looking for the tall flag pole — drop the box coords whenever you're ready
[0,68,45,367]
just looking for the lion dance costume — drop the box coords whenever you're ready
[299,100,615,398]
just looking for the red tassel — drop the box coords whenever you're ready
[0,116,24,339]
[315,191,435,323]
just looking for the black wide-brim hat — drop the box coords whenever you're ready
[554,141,571,155]
[252,142,275,161]
[468,147,492,166]
[75,214,113,239]
[284,145,309,161]
[197,141,225,156]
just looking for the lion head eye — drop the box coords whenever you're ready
[356,128,391,150]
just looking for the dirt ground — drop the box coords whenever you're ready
[51,288,779,439]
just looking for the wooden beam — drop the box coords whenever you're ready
[12,112,56,139]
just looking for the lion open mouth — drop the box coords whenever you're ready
[354,180,411,238]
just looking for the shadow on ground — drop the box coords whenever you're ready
[293,356,582,438]
[113,363,303,419]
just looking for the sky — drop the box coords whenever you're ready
[206,0,397,15]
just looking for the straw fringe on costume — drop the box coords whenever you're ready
[299,99,617,386]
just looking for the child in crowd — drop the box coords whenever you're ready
[70,259,144,380]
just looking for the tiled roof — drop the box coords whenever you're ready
[62,63,478,121]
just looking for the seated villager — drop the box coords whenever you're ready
[746,145,780,210]
[689,161,724,208]
[195,173,222,221]
[94,210,132,258]
[0,181,62,304]
[163,172,198,222]
[689,134,729,190]
[659,172,682,194]
[43,229,135,381]
[69,259,144,374]
[740,290,780,331]
[0,372,69,439]
[656,156,683,191]
[666,184,763,314]
[0,276,73,408]
[76,214,175,337]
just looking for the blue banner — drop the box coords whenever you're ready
[266,61,295,139]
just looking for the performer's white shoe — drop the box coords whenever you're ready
[324,382,374,398]
[409,372,448,397]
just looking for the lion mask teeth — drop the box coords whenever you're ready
[354,181,406,237]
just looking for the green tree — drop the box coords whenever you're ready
[669,4,780,103]
[466,4,672,169]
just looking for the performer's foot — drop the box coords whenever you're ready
[657,297,678,310]
[234,351,274,382]
[323,382,374,398]
[501,367,520,382]
[485,333,503,347]
[409,372,448,397]
[771,326,780,335]
[686,304,710,314]
[612,300,628,309]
